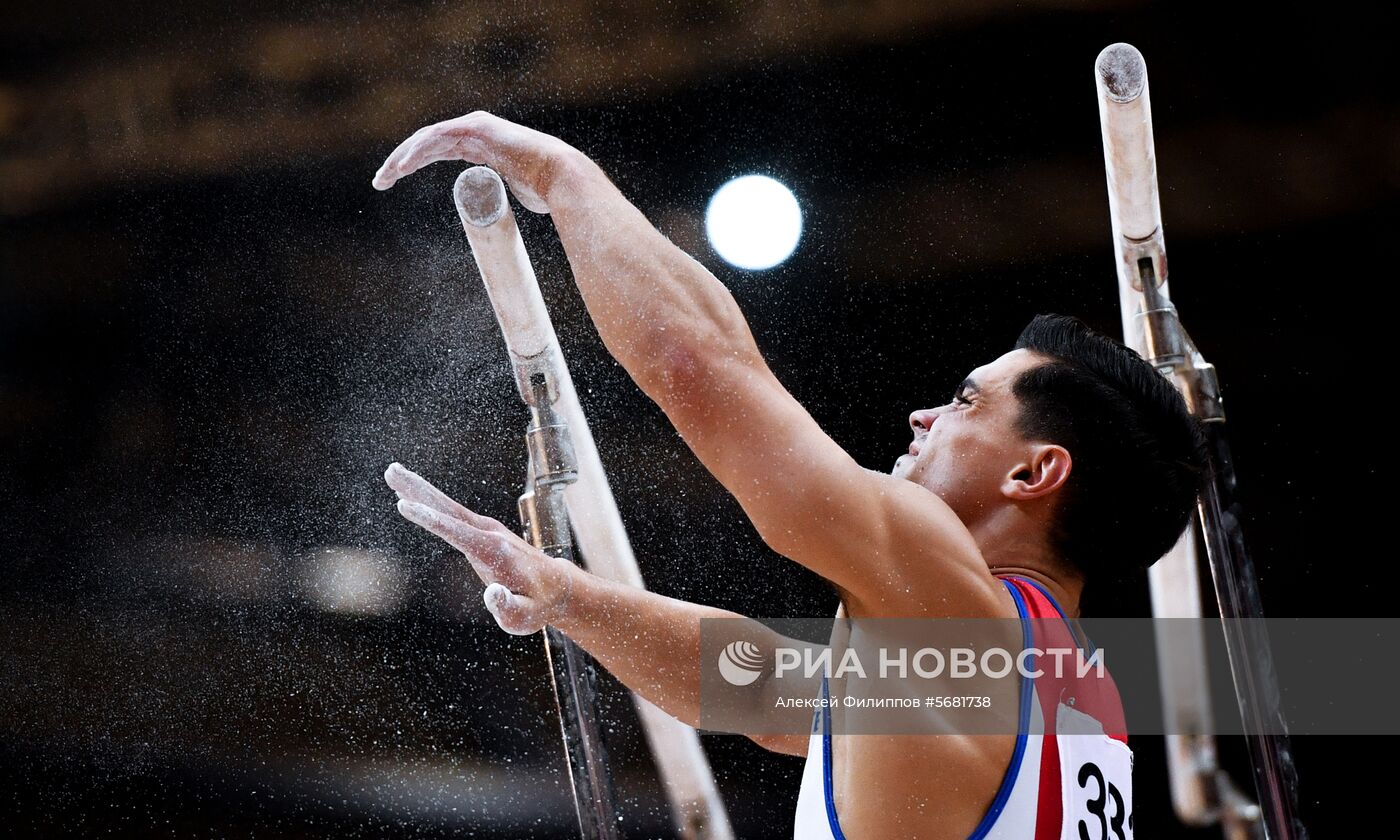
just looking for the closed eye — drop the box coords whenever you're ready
[951,376,979,407]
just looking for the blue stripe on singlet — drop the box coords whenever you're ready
[819,578,1035,840]
[1002,574,1096,657]
[819,674,846,840]
[966,578,1035,839]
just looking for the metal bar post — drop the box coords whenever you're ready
[452,165,733,839]
[1095,42,1306,840]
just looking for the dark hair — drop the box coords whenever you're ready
[1011,313,1209,578]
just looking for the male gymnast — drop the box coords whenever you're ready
[376,111,1206,838]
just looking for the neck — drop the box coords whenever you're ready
[965,506,1084,618]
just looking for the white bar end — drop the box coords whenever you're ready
[454,166,509,228]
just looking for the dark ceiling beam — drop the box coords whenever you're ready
[850,102,1399,277]
[0,0,1118,214]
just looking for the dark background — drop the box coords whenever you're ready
[1,0,1392,836]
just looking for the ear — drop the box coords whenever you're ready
[1002,444,1071,502]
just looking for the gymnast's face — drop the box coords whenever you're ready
[892,349,1055,523]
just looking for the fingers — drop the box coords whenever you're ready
[403,129,488,178]
[370,112,565,217]
[372,124,437,190]
[372,114,485,191]
[384,463,510,534]
[396,498,514,574]
[386,460,560,636]
[383,132,458,187]
[384,462,466,516]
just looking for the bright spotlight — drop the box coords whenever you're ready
[705,175,802,270]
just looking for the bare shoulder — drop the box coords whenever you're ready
[834,732,1020,839]
[844,468,1018,621]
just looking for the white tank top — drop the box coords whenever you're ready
[791,575,1134,839]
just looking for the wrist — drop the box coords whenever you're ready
[545,557,589,630]
[540,146,597,210]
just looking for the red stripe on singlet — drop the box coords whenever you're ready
[995,575,1128,839]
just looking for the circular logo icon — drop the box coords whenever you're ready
[718,640,764,686]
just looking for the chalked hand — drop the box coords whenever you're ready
[386,462,573,635]
[371,111,582,215]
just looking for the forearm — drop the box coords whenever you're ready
[386,461,811,745]
[547,152,762,390]
[373,113,760,394]
[550,559,761,729]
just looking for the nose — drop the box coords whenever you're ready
[909,408,939,433]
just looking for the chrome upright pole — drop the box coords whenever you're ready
[452,165,733,839]
[1095,42,1306,840]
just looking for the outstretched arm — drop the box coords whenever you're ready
[375,114,1006,620]
[386,463,810,755]
[373,112,745,379]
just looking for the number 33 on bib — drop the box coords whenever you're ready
[1058,700,1133,840]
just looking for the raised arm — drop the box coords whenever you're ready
[374,113,1005,619]
[385,464,811,755]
